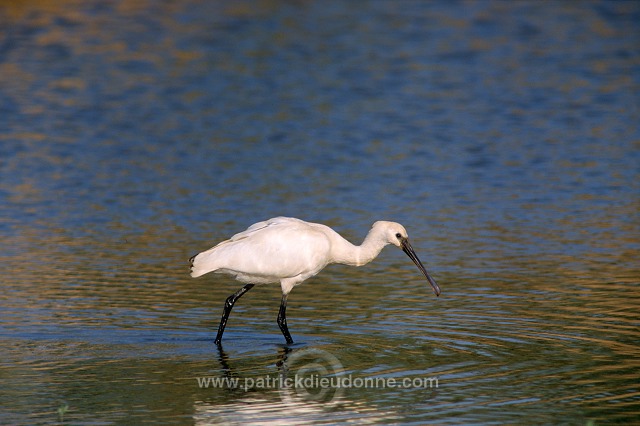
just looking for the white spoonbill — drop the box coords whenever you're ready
[189,217,441,345]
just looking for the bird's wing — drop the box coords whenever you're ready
[225,217,302,243]
[190,217,329,280]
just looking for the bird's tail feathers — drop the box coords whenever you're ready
[189,250,215,278]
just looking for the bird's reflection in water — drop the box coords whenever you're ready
[200,344,400,425]
[215,344,294,383]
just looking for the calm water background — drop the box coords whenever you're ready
[1,0,639,424]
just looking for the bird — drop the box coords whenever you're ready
[189,217,441,345]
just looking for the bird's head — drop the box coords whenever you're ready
[371,221,409,248]
[371,221,441,297]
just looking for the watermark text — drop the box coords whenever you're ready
[197,374,438,392]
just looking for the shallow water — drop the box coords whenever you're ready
[1,0,639,424]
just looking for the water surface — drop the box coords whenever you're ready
[1,0,639,424]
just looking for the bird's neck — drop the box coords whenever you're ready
[332,228,388,267]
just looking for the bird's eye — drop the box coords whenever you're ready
[395,233,402,239]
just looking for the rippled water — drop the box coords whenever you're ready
[1,0,639,424]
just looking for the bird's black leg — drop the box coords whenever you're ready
[214,284,255,345]
[277,293,294,344]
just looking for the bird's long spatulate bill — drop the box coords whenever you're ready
[401,239,441,297]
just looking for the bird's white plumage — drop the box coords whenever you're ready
[189,216,441,344]
[190,217,415,295]
[190,218,332,292]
